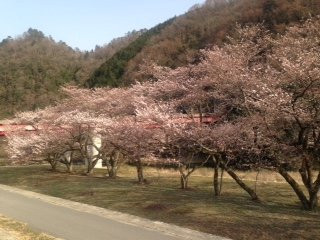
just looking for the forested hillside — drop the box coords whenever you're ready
[0,29,80,118]
[1,0,320,118]
[86,18,175,87]
[88,0,320,87]
[0,29,142,118]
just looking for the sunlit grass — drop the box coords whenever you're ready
[0,214,55,240]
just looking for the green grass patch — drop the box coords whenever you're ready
[0,165,318,240]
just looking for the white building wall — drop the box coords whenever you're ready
[86,135,103,169]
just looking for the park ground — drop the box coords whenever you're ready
[0,165,318,240]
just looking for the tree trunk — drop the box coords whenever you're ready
[278,166,310,210]
[178,165,195,189]
[66,162,73,173]
[212,156,223,197]
[86,162,94,175]
[213,165,220,196]
[309,191,318,210]
[86,158,100,175]
[180,175,189,189]
[136,159,145,184]
[108,167,118,179]
[48,159,58,171]
[221,163,260,201]
[279,165,320,210]
[219,168,225,195]
[307,171,320,210]
[106,153,119,178]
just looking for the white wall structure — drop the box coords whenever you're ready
[63,151,72,163]
[86,135,103,169]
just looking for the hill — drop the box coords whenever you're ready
[87,0,320,87]
[0,29,142,118]
[86,18,175,88]
[2,0,320,117]
[0,29,81,118]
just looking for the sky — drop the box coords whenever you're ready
[0,0,204,51]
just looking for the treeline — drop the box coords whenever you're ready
[88,0,320,87]
[0,29,79,118]
[86,18,175,88]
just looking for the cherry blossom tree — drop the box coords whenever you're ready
[7,127,73,171]
[6,18,320,210]
[257,17,320,210]
[135,25,271,198]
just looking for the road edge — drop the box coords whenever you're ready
[0,184,230,240]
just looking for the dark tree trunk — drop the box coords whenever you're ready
[213,165,220,196]
[178,165,196,189]
[309,191,318,210]
[106,152,120,178]
[86,162,94,175]
[136,159,145,184]
[221,163,260,201]
[108,168,118,179]
[48,159,58,171]
[279,163,320,211]
[219,168,225,195]
[180,175,189,189]
[86,158,100,175]
[307,171,320,210]
[311,173,320,209]
[212,156,223,197]
[278,166,310,210]
[66,162,73,173]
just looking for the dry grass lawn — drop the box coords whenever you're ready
[0,214,56,240]
[0,165,318,240]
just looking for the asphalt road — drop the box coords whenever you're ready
[0,188,184,240]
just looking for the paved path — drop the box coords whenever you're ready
[0,185,228,240]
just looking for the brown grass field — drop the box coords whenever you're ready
[0,214,55,240]
[0,164,318,240]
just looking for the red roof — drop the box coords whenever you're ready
[0,114,219,135]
